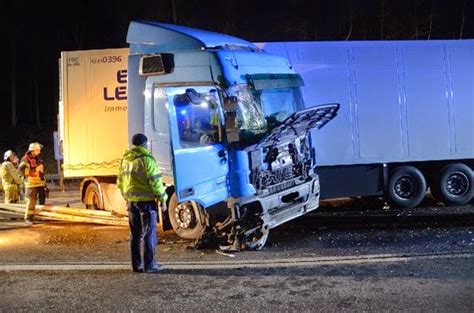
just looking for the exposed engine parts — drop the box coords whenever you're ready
[250,137,312,194]
[191,137,316,252]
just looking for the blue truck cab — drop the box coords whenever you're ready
[126,21,338,249]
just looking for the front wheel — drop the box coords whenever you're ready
[244,225,269,251]
[386,166,427,208]
[168,194,207,239]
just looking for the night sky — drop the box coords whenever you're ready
[1,0,472,130]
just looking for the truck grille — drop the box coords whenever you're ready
[268,179,296,194]
[268,196,304,217]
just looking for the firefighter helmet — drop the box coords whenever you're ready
[28,142,43,151]
[3,150,13,161]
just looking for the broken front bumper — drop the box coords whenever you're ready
[241,174,320,230]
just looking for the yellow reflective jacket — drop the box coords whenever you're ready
[18,152,46,188]
[1,161,23,192]
[117,146,168,202]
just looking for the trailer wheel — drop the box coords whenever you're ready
[168,194,207,239]
[387,166,427,208]
[435,163,473,205]
[84,182,104,210]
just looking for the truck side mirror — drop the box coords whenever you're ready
[223,96,239,143]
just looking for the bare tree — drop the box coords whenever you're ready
[313,22,319,41]
[74,23,85,49]
[380,0,386,39]
[307,0,320,40]
[10,39,18,128]
[427,10,433,39]
[171,0,178,24]
[281,21,310,40]
[221,2,237,35]
[408,1,436,40]
[32,66,42,129]
[345,4,353,40]
[116,3,135,42]
[414,0,420,39]
[459,0,466,38]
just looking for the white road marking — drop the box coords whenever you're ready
[0,251,471,271]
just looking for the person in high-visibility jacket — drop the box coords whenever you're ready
[1,150,23,204]
[18,142,46,224]
[117,133,168,273]
[209,98,221,142]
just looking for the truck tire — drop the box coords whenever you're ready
[435,163,473,206]
[84,182,104,210]
[387,166,427,208]
[168,194,207,239]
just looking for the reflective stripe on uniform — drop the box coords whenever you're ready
[117,146,167,202]
[149,173,162,181]
[123,191,156,199]
[120,171,146,178]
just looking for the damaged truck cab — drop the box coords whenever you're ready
[127,21,338,249]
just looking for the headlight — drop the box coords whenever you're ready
[312,178,320,194]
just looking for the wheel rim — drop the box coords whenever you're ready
[86,191,99,209]
[174,202,198,229]
[245,226,269,251]
[445,172,469,196]
[394,175,417,199]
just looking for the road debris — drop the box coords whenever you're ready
[215,250,236,258]
[0,203,128,226]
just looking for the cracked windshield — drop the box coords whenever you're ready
[226,74,305,143]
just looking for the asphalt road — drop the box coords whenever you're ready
[0,184,473,312]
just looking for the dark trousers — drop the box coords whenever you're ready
[128,201,158,271]
[38,187,46,205]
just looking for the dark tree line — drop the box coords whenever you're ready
[0,0,472,130]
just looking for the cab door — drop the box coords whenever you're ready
[144,87,173,180]
[165,86,229,207]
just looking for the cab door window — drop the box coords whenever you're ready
[174,89,221,148]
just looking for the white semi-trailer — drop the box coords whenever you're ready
[260,40,473,207]
[59,48,129,214]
